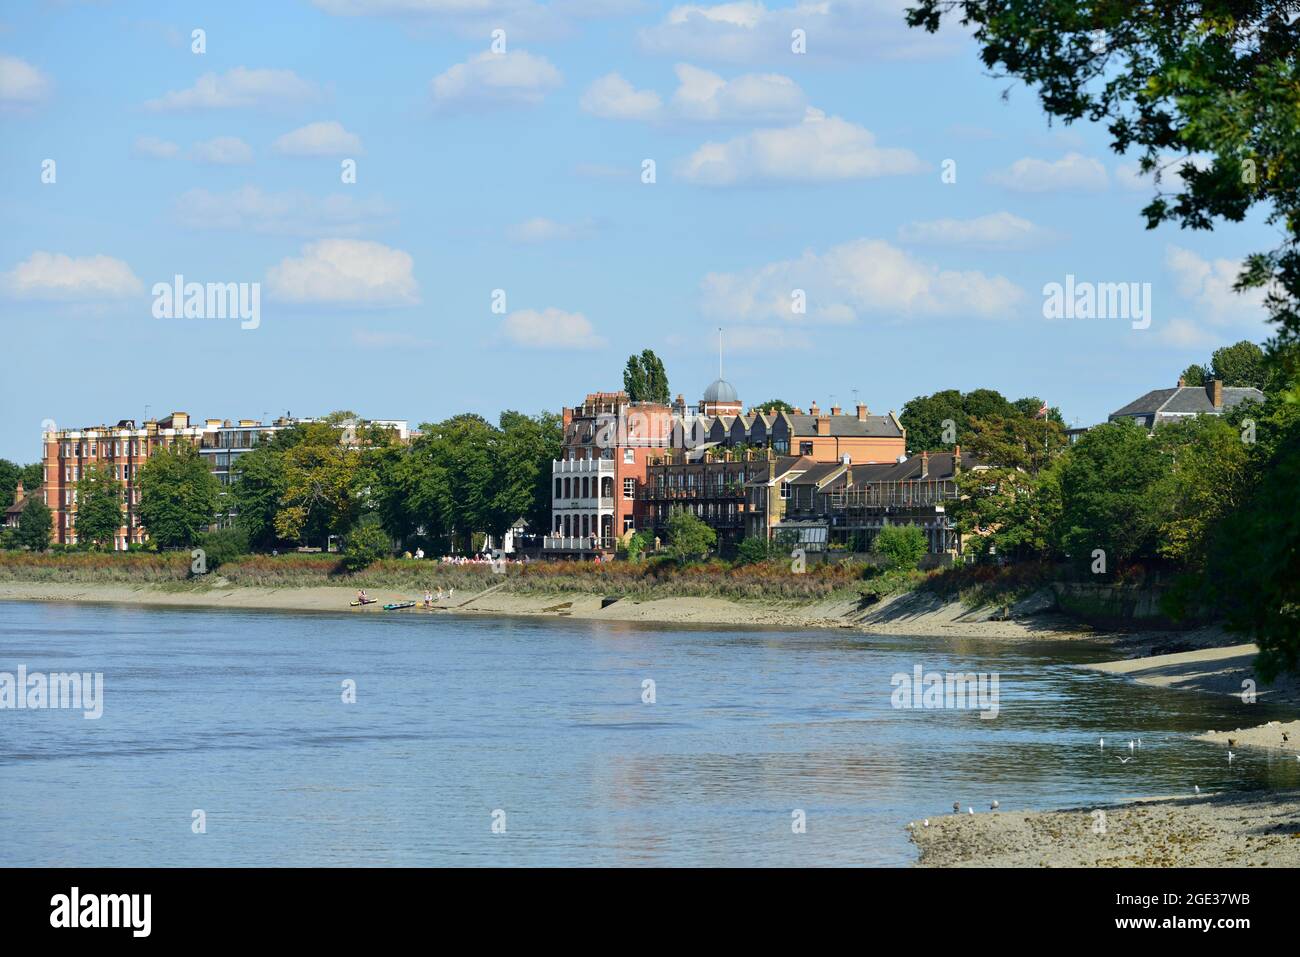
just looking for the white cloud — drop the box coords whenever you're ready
[671,63,804,122]
[505,217,594,243]
[0,54,50,104]
[273,120,364,156]
[580,63,805,124]
[898,211,1053,250]
[2,251,143,300]
[700,237,1023,322]
[174,187,394,237]
[190,136,254,165]
[639,0,962,64]
[145,67,320,111]
[500,307,605,349]
[266,239,419,305]
[133,135,181,159]
[987,153,1109,192]
[1153,317,1219,349]
[1165,245,1267,325]
[580,73,662,120]
[430,49,562,110]
[679,108,925,185]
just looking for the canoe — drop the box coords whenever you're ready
[383,601,416,611]
[349,599,377,606]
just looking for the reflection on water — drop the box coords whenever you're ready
[0,601,1295,866]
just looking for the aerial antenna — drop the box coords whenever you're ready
[717,327,723,379]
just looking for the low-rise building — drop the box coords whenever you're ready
[1109,377,1264,429]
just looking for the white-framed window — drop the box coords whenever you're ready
[623,477,635,499]
[780,482,791,499]
[623,448,634,464]
[623,516,634,533]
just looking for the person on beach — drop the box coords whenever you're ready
[357,589,368,604]
[423,589,432,609]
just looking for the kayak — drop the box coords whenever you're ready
[350,598,377,606]
[383,601,416,611]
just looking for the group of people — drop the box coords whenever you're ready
[354,587,455,609]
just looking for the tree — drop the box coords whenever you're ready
[1057,420,1171,566]
[136,443,221,549]
[1210,340,1267,389]
[74,464,123,549]
[751,399,794,414]
[274,423,369,547]
[490,410,563,541]
[900,388,1018,451]
[231,443,289,551]
[1151,416,1251,567]
[623,350,670,404]
[906,2,1300,347]
[873,524,928,571]
[664,506,715,564]
[0,460,41,508]
[341,515,391,572]
[1180,363,1209,387]
[15,497,52,551]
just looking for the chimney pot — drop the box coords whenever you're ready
[1177,376,1186,388]
[856,403,869,421]
[830,405,842,416]
[1207,378,1224,409]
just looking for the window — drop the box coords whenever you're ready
[623,516,634,533]
[554,478,562,499]
[623,448,634,464]
[623,477,635,499]
[780,482,791,499]
[799,442,814,455]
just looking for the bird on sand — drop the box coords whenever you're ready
[953,802,960,813]
[923,819,930,827]
[991,800,1000,810]
[968,807,974,815]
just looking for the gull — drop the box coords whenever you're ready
[1137,737,1143,748]
[1118,756,1132,764]
[1099,737,1105,749]
[1194,785,1200,794]
[953,802,960,814]
[968,807,974,815]
[990,800,1000,810]
[923,819,930,827]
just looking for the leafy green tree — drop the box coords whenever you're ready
[15,497,52,551]
[341,515,391,572]
[1210,340,1266,389]
[900,389,965,451]
[274,422,369,547]
[1057,420,1171,566]
[906,1,1300,347]
[0,459,40,508]
[752,399,794,414]
[231,443,289,551]
[623,350,670,404]
[1152,416,1251,567]
[1180,363,1209,387]
[955,462,1064,562]
[491,410,562,540]
[665,506,715,564]
[74,464,123,549]
[625,529,653,561]
[136,443,221,549]
[873,524,928,571]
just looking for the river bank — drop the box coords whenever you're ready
[910,788,1300,866]
[0,577,1215,644]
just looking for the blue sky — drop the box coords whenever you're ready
[0,0,1279,461]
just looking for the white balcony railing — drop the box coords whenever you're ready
[543,535,614,551]
[552,457,616,476]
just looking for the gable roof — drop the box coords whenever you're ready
[1110,385,1264,419]
[786,413,902,438]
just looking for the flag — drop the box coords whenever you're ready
[1035,402,1049,419]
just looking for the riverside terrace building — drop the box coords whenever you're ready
[743,449,975,557]
[40,412,411,548]
[1108,377,1264,429]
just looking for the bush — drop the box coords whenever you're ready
[341,518,391,572]
[624,530,653,561]
[734,536,771,566]
[197,526,250,571]
[873,524,928,571]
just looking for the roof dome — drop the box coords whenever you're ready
[703,378,739,404]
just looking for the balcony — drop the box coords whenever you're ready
[552,458,616,476]
[543,535,615,552]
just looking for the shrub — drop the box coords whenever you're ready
[873,524,928,571]
[734,536,771,566]
[341,518,391,572]
[197,526,250,571]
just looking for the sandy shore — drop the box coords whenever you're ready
[0,578,1146,642]
[909,789,1300,866]
[1084,643,1300,709]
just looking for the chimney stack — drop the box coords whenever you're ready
[954,444,962,475]
[830,404,842,416]
[856,403,869,421]
[809,401,820,416]
[1207,379,1224,409]
[920,451,929,479]
[1177,376,1186,388]
[13,481,23,505]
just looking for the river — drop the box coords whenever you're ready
[1,600,1296,866]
